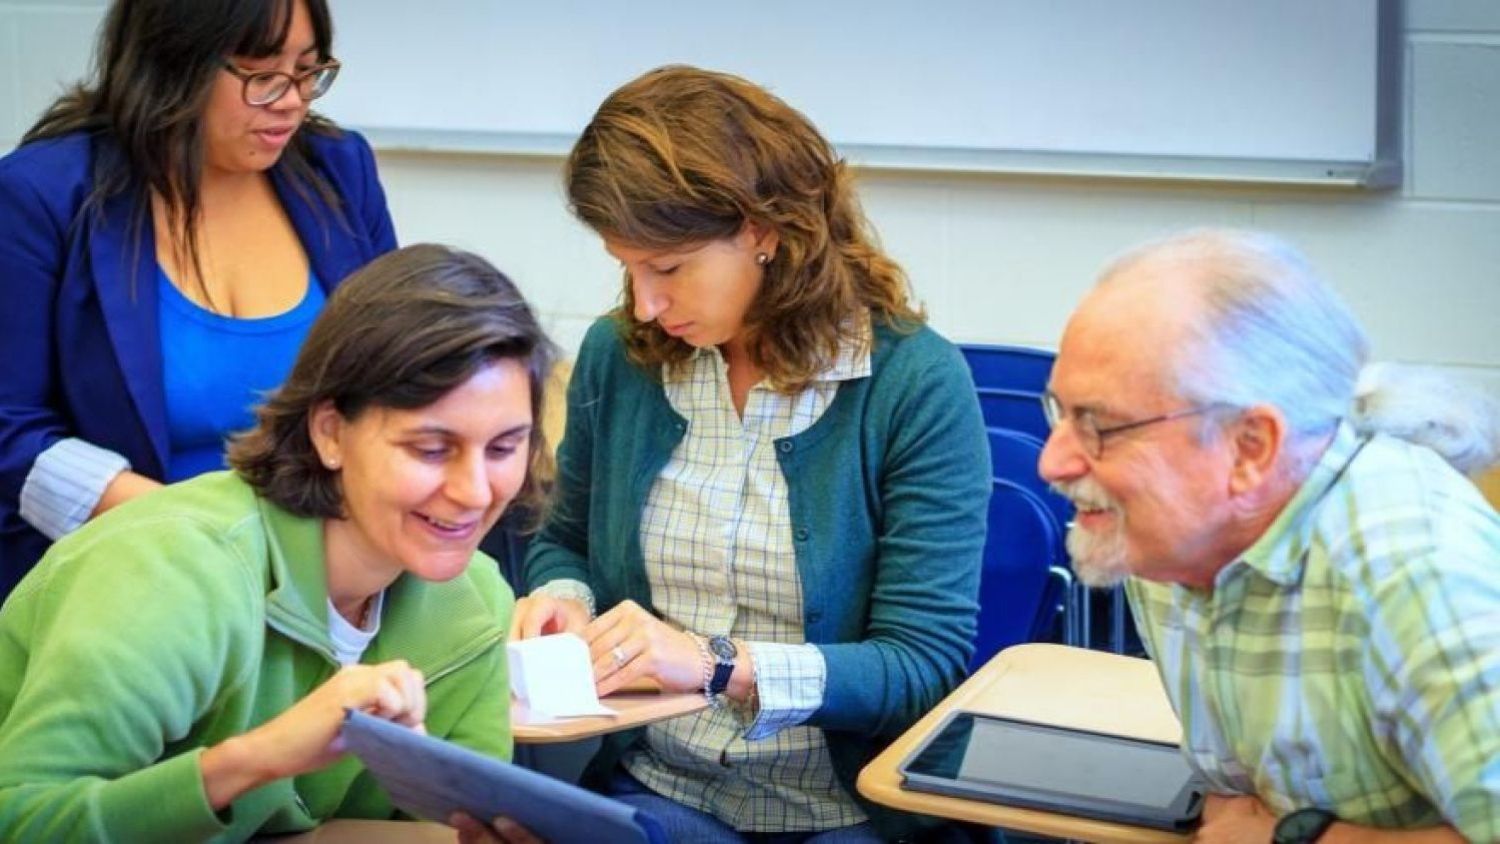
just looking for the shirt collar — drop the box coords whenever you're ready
[1235,421,1366,586]
[818,319,874,383]
[671,317,873,386]
[258,495,502,673]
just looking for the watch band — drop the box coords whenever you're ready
[1273,808,1338,844]
[706,635,736,700]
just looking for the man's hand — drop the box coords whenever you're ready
[1194,794,1277,844]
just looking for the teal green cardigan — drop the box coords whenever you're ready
[0,471,513,843]
[525,317,989,836]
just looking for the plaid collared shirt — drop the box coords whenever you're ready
[620,337,872,832]
[1128,424,1500,840]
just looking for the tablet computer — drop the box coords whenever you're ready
[899,711,1207,832]
[340,709,666,844]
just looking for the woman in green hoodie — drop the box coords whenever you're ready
[0,244,553,842]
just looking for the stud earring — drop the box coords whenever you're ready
[755,252,770,266]
[324,457,340,470]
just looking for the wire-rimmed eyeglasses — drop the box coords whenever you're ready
[1041,390,1228,459]
[221,59,341,107]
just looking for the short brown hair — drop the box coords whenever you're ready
[229,244,555,521]
[565,65,923,391]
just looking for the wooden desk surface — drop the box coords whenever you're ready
[858,643,1190,844]
[512,691,707,744]
[258,819,454,842]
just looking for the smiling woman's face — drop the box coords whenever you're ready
[201,0,317,176]
[312,358,534,587]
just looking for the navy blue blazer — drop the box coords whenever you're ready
[0,128,397,594]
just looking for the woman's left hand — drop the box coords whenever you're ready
[449,812,543,844]
[582,599,703,696]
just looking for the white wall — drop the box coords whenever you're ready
[3,0,1497,394]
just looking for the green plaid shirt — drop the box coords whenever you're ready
[1128,424,1500,841]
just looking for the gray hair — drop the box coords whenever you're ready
[1100,228,1499,476]
[1355,363,1500,475]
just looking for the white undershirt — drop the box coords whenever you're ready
[326,591,385,666]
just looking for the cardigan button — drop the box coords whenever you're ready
[777,440,793,453]
[794,527,810,541]
[806,608,822,623]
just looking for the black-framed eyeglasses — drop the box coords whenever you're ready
[221,59,341,107]
[1041,390,1229,459]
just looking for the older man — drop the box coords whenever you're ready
[1039,229,1499,844]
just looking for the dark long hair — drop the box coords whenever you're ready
[230,244,557,524]
[24,0,342,300]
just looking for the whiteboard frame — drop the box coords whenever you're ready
[342,0,1403,190]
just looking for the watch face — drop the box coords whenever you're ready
[1275,809,1337,844]
[708,636,738,661]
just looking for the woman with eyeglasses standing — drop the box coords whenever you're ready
[0,0,394,597]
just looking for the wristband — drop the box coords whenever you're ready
[690,632,717,708]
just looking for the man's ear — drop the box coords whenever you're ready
[308,400,345,470]
[1228,404,1286,496]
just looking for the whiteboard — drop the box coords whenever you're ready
[320,0,1400,187]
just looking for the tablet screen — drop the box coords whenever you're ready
[959,716,1190,807]
[903,712,1199,813]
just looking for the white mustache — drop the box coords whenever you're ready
[1050,478,1122,517]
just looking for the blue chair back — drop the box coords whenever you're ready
[986,428,1073,533]
[960,344,1055,392]
[972,478,1061,669]
[975,387,1049,440]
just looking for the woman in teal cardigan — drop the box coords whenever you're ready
[514,66,990,841]
[0,245,553,842]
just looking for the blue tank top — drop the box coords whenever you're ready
[158,266,326,482]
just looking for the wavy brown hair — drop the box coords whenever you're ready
[229,244,556,526]
[565,64,923,391]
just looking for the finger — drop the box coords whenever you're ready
[555,601,590,635]
[594,653,638,696]
[531,600,588,637]
[581,604,626,645]
[590,637,631,683]
[493,815,543,844]
[361,662,418,721]
[366,672,407,720]
[512,597,545,640]
[396,667,427,728]
[596,623,658,682]
[597,630,662,695]
[507,600,527,642]
[449,812,495,844]
[595,666,629,698]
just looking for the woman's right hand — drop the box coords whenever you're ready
[450,812,544,844]
[90,470,163,518]
[508,594,590,641]
[199,659,427,809]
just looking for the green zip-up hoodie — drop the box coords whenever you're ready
[0,471,512,843]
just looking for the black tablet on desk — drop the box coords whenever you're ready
[899,711,1207,832]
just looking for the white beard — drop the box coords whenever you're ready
[1052,477,1131,588]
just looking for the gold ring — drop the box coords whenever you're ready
[611,645,627,669]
